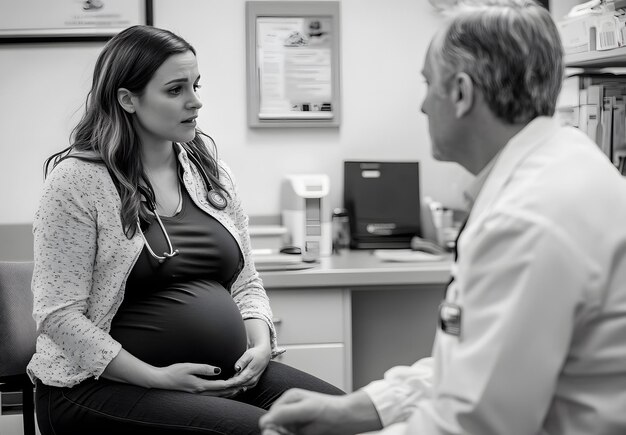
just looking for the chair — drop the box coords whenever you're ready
[0,261,37,435]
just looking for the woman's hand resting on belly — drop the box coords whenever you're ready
[228,344,272,391]
[216,318,273,394]
[102,348,244,396]
[103,318,273,396]
[155,363,245,397]
[150,337,273,397]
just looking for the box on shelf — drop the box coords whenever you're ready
[558,2,625,55]
[595,13,622,50]
[559,13,598,54]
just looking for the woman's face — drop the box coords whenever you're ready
[131,50,202,147]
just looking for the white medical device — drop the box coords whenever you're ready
[280,174,331,261]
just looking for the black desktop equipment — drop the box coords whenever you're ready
[344,161,421,249]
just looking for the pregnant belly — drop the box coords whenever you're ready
[110,279,248,380]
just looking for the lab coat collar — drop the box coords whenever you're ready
[464,116,560,230]
[463,150,500,213]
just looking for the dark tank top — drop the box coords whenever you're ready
[110,187,247,380]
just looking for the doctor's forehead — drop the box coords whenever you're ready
[421,48,435,79]
[422,26,449,77]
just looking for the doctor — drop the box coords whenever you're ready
[260,0,626,434]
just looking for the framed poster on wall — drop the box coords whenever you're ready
[0,0,153,43]
[246,1,341,127]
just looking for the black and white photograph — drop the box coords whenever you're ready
[1,1,626,435]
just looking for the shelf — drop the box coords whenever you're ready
[565,46,626,68]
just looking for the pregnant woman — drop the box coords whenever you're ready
[28,25,342,435]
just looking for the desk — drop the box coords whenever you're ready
[259,250,452,392]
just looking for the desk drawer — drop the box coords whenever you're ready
[275,344,346,391]
[0,413,40,435]
[267,289,345,345]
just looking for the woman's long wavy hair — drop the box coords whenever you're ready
[44,25,227,239]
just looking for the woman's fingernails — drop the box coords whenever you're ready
[235,365,241,372]
[214,367,221,374]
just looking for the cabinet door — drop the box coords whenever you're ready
[275,344,346,391]
[0,413,40,435]
[267,289,345,345]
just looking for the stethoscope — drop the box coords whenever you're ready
[137,148,228,263]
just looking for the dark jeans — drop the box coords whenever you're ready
[35,361,344,435]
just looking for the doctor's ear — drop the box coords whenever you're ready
[117,88,136,114]
[450,72,474,118]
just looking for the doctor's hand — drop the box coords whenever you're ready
[259,389,383,435]
[231,344,272,392]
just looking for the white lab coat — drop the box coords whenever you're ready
[362,117,626,435]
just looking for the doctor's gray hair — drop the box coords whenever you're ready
[433,0,563,124]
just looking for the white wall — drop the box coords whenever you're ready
[0,0,473,226]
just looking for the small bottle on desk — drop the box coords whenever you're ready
[331,208,350,254]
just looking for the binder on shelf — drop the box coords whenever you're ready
[585,104,601,145]
[601,95,614,158]
[583,84,603,144]
[612,99,626,164]
[557,72,626,166]
[561,27,626,175]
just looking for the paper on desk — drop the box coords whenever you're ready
[251,252,319,271]
[374,249,445,262]
[252,253,302,265]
